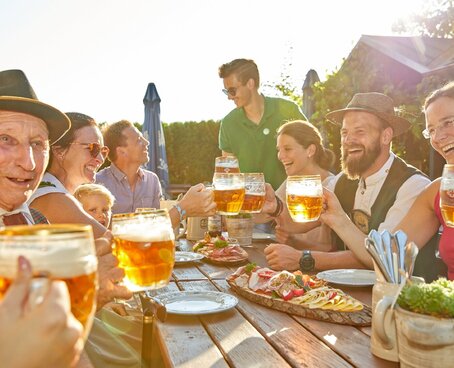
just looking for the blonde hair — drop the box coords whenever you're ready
[74,184,115,207]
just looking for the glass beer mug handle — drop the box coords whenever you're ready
[176,219,187,240]
[26,276,50,311]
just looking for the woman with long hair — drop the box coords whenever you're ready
[258,119,336,251]
[29,112,110,238]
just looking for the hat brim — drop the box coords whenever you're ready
[326,107,411,137]
[0,96,70,144]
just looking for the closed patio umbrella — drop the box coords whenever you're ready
[142,82,169,194]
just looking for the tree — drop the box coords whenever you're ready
[392,0,454,38]
[267,0,453,175]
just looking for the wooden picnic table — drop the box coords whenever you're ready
[144,239,398,368]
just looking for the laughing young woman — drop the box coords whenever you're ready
[394,81,454,280]
[257,120,336,251]
[28,112,110,238]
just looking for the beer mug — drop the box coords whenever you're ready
[186,217,208,241]
[286,175,323,222]
[0,224,98,339]
[112,210,175,291]
[215,156,240,173]
[241,173,266,213]
[440,164,454,227]
[212,172,245,215]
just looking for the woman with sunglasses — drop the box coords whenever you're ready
[28,112,139,367]
[392,81,454,280]
[28,112,111,238]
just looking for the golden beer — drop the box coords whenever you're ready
[440,189,454,227]
[441,165,454,228]
[241,173,265,213]
[286,175,323,223]
[0,271,97,329]
[287,194,323,222]
[112,210,175,291]
[441,204,454,227]
[0,225,98,336]
[241,193,265,213]
[214,188,245,215]
[212,172,245,215]
[113,236,174,291]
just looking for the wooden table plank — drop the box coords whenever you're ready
[146,240,395,368]
[197,262,236,280]
[172,265,207,281]
[293,317,397,368]
[155,315,229,368]
[149,282,228,368]
[181,280,292,368]
[215,280,353,368]
[242,243,269,267]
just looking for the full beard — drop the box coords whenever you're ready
[341,142,381,180]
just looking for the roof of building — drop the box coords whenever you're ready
[354,35,454,75]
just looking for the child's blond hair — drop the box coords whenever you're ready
[74,183,115,207]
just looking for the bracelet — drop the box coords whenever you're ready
[270,195,283,218]
[174,204,186,222]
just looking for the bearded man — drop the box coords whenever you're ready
[264,93,433,274]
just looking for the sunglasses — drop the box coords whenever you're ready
[70,142,109,159]
[222,87,239,97]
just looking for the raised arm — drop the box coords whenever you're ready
[393,179,441,248]
[30,193,108,239]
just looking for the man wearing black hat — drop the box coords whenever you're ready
[0,69,85,366]
[0,69,70,225]
[265,92,432,273]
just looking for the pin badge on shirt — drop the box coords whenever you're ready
[263,128,270,135]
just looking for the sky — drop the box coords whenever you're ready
[1,0,426,124]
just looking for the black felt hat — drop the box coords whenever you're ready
[0,69,70,144]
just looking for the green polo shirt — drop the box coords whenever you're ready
[219,96,305,190]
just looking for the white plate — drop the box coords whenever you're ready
[316,269,376,287]
[175,251,204,263]
[153,291,238,315]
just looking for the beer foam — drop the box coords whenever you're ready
[0,243,97,279]
[115,230,175,243]
[113,221,175,242]
[217,162,238,168]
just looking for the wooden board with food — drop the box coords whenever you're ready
[227,264,372,326]
[193,234,249,265]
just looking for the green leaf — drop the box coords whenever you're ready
[295,274,304,287]
[214,239,228,248]
[245,262,257,273]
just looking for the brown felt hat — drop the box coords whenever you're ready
[0,69,70,144]
[325,92,411,137]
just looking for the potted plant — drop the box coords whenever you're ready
[394,278,454,368]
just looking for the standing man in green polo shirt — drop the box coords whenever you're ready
[218,58,306,190]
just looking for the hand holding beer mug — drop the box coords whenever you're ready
[241,173,266,213]
[112,210,175,291]
[440,164,454,227]
[286,175,323,222]
[212,172,245,215]
[215,156,240,173]
[0,224,98,339]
